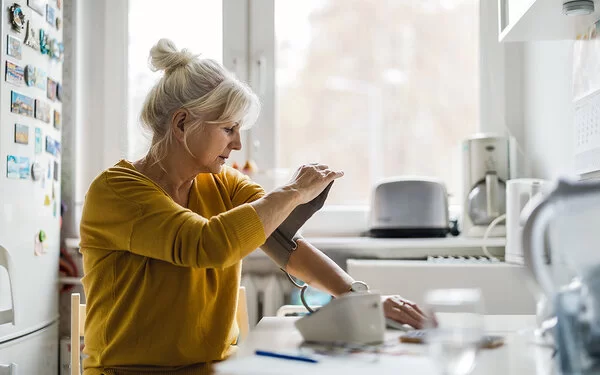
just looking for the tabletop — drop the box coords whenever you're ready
[215,315,556,375]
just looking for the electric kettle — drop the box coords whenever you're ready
[522,178,600,374]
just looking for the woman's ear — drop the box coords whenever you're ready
[170,109,189,142]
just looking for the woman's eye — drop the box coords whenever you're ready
[224,128,234,134]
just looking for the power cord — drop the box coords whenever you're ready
[481,213,506,260]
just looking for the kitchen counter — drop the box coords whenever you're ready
[245,236,505,260]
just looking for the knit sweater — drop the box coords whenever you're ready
[79,160,266,374]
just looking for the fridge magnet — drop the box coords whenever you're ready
[47,159,52,179]
[56,82,62,101]
[39,29,49,55]
[24,20,39,50]
[34,235,44,256]
[53,160,58,181]
[49,39,61,59]
[45,135,57,156]
[11,91,34,117]
[7,35,22,59]
[18,156,30,179]
[34,68,46,90]
[45,4,55,25]
[56,0,60,10]
[28,0,45,15]
[43,194,51,206]
[7,155,19,179]
[35,99,50,123]
[9,3,26,33]
[47,77,57,100]
[24,64,34,86]
[31,160,43,181]
[14,123,29,144]
[53,110,60,129]
[5,61,24,86]
[55,17,60,30]
[35,127,42,153]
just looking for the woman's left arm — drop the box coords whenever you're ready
[284,238,354,297]
[286,239,427,328]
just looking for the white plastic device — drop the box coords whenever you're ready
[294,292,385,345]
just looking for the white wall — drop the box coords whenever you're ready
[521,41,576,180]
[61,0,128,238]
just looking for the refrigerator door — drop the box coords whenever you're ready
[0,0,62,341]
[0,321,59,375]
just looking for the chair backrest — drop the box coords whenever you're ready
[70,293,86,375]
[71,287,249,374]
[236,286,249,343]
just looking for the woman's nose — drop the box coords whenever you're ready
[231,132,242,150]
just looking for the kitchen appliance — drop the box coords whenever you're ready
[523,178,600,374]
[295,292,385,345]
[0,1,63,371]
[505,178,549,265]
[461,134,517,237]
[368,177,449,238]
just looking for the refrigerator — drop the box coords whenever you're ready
[0,0,63,373]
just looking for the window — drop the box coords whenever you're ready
[229,0,479,207]
[127,0,479,207]
[271,0,480,205]
[127,0,223,160]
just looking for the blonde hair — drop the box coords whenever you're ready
[140,38,260,165]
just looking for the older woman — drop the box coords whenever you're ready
[80,39,425,375]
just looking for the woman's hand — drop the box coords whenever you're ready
[286,163,344,205]
[382,295,428,329]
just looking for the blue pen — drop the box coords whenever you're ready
[255,349,318,363]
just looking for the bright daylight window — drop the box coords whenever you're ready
[274,0,479,205]
[127,0,223,161]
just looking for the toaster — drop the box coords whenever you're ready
[368,177,450,238]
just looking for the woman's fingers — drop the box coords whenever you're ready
[383,299,422,329]
[383,296,427,329]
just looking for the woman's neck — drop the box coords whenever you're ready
[133,154,198,207]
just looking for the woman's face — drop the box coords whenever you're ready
[186,121,242,174]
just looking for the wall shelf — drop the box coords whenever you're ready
[499,0,600,42]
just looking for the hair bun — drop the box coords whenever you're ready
[148,38,197,73]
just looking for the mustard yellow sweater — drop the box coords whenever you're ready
[79,160,266,374]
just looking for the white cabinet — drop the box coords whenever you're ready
[347,259,536,314]
[499,0,600,42]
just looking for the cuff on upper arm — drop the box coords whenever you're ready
[261,230,303,268]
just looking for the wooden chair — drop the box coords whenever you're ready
[71,287,250,374]
[70,293,85,375]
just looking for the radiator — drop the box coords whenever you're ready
[241,273,293,326]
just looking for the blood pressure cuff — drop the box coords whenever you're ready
[260,181,334,268]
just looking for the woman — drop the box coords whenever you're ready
[80,39,425,375]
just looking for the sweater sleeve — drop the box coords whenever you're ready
[227,167,266,206]
[108,171,266,268]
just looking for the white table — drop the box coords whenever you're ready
[215,315,557,375]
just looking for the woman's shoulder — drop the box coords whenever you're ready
[206,165,256,189]
[89,159,165,200]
